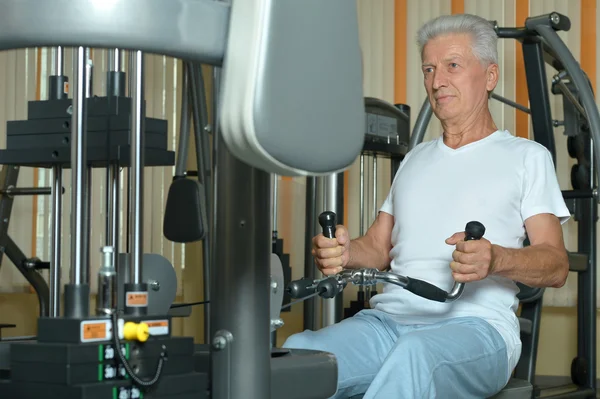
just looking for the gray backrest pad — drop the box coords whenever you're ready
[254,0,365,174]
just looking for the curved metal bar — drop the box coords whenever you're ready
[536,24,600,201]
[445,282,465,303]
[0,0,229,66]
[409,98,433,150]
[364,97,409,122]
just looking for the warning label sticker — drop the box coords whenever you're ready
[81,320,110,343]
[126,291,148,307]
[144,319,169,336]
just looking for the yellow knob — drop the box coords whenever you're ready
[123,321,149,342]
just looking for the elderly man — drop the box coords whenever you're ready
[283,13,570,399]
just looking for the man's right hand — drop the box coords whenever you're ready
[312,225,350,276]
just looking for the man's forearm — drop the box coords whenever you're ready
[346,235,391,271]
[491,243,569,288]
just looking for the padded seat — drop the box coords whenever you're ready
[349,378,532,399]
[489,378,533,399]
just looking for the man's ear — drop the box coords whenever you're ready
[486,63,499,92]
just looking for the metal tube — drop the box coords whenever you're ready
[554,77,587,120]
[0,187,52,196]
[113,49,121,72]
[372,155,377,222]
[85,48,93,98]
[55,46,63,76]
[490,93,531,114]
[409,97,433,150]
[359,154,364,235]
[322,173,342,327]
[175,63,191,178]
[272,175,278,232]
[70,46,87,286]
[211,131,271,399]
[107,165,120,268]
[129,50,144,285]
[82,167,92,285]
[50,165,62,317]
[189,61,211,343]
[303,176,317,331]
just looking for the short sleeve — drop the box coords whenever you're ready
[521,147,571,225]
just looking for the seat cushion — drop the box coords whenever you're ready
[488,378,533,399]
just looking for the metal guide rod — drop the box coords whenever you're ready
[108,48,122,72]
[129,50,144,285]
[188,62,211,342]
[359,154,364,235]
[372,155,377,222]
[175,63,191,178]
[0,187,52,196]
[303,176,317,331]
[49,166,62,317]
[55,46,63,76]
[70,46,88,286]
[272,175,278,232]
[107,165,120,266]
[322,173,343,327]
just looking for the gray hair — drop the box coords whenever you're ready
[417,14,498,65]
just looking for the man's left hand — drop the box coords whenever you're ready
[445,232,494,282]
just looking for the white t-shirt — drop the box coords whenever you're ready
[371,129,571,374]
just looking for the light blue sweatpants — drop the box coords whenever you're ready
[283,309,510,399]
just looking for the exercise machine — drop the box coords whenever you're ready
[0,0,364,398]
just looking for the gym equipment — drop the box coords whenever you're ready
[410,12,598,399]
[0,0,362,398]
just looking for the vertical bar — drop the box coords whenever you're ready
[272,175,278,233]
[49,165,62,317]
[359,154,365,235]
[303,176,316,331]
[70,47,87,286]
[372,155,378,222]
[313,176,326,329]
[109,165,120,267]
[321,173,343,327]
[189,62,211,342]
[55,46,63,76]
[129,50,144,285]
[82,168,92,285]
[85,48,93,98]
[64,46,90,319]
[211,132,271,399]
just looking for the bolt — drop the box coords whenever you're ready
[270,319,284,329]
[150,280,160,291]
[550,13,560,25]
[270,280,278,293]
[3,218,8,223]
[66,105,73,115]
[213,336,227,350]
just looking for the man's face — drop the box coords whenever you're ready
[421,33,498,124]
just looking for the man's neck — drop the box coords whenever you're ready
[441,111,497,149]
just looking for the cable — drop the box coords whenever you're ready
[111,312,167,388]
[170,300,210,309]
[280,291,320,310]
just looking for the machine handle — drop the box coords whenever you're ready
[404,277,449,302]
[465,221,485,241]
[286,277,316,299]
[319,211,337,239]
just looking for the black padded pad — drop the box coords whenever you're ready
[164,178,207,243]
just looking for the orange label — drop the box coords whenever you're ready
[82,322,107,340]
[63,82,69,94]
[146,321,168,328]
[126,291,148,307]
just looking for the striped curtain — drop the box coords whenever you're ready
[0,48,184,296]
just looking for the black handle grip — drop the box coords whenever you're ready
[319,211,337,239]
[465,221,485,241]
[405,277,449,302]
[316,277,343,299]
[286,278,316,299]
